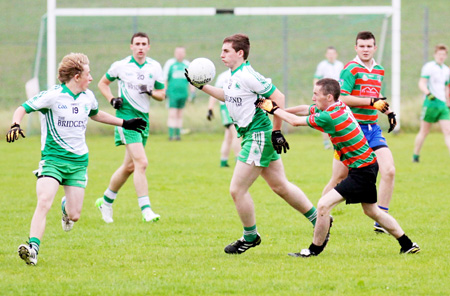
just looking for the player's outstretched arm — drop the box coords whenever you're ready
[255,99,307,127]
[6,106,27,143]
[285,105,310,116]
[90,111,146,132]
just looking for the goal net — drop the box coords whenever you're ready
[32,2,400,133]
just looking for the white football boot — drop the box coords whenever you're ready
[18,244,37,265]
[142,208,160,222]
[95,198,113,223]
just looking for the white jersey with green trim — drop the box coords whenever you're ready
[215,70,231,106]
[420,61,450,102]
[106,55,164,113]
[22,84,99,165]
[224,61,275,128]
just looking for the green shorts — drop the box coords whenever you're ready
[421,98,450,123]
[34,160,88,188]
[115,126,148,147]
[237,130,280,167]
[169,96,188,109]
[220,104,234,127]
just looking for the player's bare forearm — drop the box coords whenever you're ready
[269,89,286,130]
[98,75,114,102]
[285,105,310,116]
[90,110,123,126]
[201,85,225,102]
[151,89,166,101]
[339,94,371,107]
[418,78,430,95]
[11,106,27,125]
[207,96,216,109]
[273,108,308,127]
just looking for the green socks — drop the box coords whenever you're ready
[243,225,257,242]
[29,237,40,255]
[304,207,317,226]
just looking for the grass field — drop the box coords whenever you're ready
[1,132,449,295]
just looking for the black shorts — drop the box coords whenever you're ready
[334,162,379,204]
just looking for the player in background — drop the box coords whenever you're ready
[321,31,397,234]
[413,44,450,162]
[313,46,344,149]
[256,78,420,257]
[8,53,147,265]
[206,70,241,167]
[96,32,165,223]
[186,33,317,255]
[163,46,195,141]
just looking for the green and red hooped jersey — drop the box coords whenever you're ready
[307,101,377,169]
[340,58,385,125]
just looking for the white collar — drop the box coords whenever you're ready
[353,55,378,72]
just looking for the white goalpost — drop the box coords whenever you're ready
[45,0,401,129]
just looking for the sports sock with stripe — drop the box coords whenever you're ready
[304,206,317,226]
[243,225,257,242]
[103,188,117,207]
[29,237,40,255]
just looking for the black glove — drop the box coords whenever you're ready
[207,109,214,121]
[271,130,290,154]
[255,98,279,114]
[426,93,436,100]
[387,112,397,133]
[184,69,203,90]
[6,123,25,143]
[122,118,147,132]
[370,97,389,113]
[110,97,123,109]
[139,85,153,96]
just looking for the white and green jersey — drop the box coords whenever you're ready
[314,59,344,81]
[106,55,165,117]
[224,61,276,136]
[420,60,450,102]
[22,84,99,166]
[215,70,231,107]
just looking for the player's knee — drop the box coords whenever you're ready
[36,194,55,212]
[229,188,239,201]
[381,164,395,179]
[317,199,332,216]
[134,159,148,172]
[362,205,378,219]
[36,199,53,213]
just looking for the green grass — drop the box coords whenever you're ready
[1,132,449,295]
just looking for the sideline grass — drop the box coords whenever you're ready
[0,132,449,295]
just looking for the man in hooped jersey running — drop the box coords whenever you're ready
[256,78,420,257]
[186,33,317,255]
[321,31,397,234]
[95,32,165,223]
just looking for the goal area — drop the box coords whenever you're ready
[33,1,401,132]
